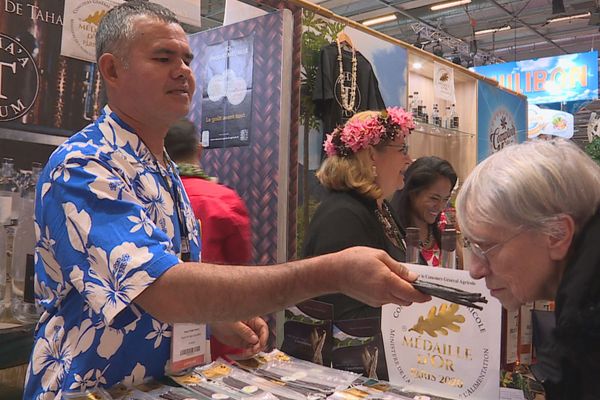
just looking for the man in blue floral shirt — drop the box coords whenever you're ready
[25,1,430,398]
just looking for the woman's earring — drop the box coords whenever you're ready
[372,165,377,177]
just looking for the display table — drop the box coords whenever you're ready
[0,322,35,399]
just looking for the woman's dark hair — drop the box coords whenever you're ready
[391,156,458,246]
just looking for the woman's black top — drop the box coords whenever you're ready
[302,190,405,320]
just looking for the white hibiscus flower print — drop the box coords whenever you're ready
[134,173,174,236]
[123,363,147,386]
[30,317,95,391]
[49,150,87,183]
[97,304,141,359]
[86,242,153,322]
[99,113,141,151]
[145,319,172,349]
[128,210,155,237]
[35,275,64,310]
[68,367,107,390]
[87,161,131,201]
[63,202,91,254]
[36,226,64,285]
[109,149,145,183]
[62,138,100,159]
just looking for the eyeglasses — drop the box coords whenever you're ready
[464,227,525,267]
[385,143,409,155]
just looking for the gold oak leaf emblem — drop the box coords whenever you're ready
[409,303,466,337]
[439,72,449,82]
[84,10,107,26]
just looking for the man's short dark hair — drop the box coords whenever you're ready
[96,0,179,63]
[165,119,200,161]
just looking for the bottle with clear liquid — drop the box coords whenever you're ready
[417,94,425,121]
[440,228,457,269]
[422,105,429,124]
[432,104,442,127]
[411,92,419,118]
[0,157,19,316]
[11,162,43,323]
[405,227,420,264]
[450,104,460,130]
[408,95,415,118]
[444,106,452,129]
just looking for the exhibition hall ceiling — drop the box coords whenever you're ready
[200,0,599,145]
[202,0,600,63]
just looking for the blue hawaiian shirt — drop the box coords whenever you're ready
[25,106,201,399]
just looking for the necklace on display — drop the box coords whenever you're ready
[419,225,434,249]
[375,202,406,252]
[336,38,358,112]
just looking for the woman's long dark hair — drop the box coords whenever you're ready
[391,156,458,247]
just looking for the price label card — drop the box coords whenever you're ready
[170,323,207,372]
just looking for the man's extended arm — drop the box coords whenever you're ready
[135,246,430,324]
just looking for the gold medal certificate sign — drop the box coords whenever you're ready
[382,264,502,400]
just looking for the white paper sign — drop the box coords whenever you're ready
[61,0,121,62]
[434,62,456,102]
[382,264,502,400]
[61,0,200,62]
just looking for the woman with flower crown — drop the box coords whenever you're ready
[303,107,416,321]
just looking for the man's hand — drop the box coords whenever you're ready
[210,317,269,358]
[335,246,431,307]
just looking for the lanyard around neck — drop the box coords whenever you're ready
[155,156,191,262]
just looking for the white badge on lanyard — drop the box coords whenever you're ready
[170,323,207,373]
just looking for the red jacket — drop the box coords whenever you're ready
[180,176,251,265]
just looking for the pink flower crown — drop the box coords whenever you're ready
[323,107,415,158]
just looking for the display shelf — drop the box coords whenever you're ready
[413,121,475,138]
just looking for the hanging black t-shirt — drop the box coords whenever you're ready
[313,42,386,158]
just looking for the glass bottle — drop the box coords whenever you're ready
[432,104,442,127]
[450,104,460,130]
[408,95,415,118]
[405,227,420,264]
[0,158,19,316]
[11,162,43,323]
[416,93,424,121]
[411,92,419,119]
[440,228,457,269]
[422,105,429,124]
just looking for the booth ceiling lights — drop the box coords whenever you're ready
[430,0,472,11]
[546,12,591,24]
[475,25,511,35]
[362,13,397,27]
[411,23,503,65]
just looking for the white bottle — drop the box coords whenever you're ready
[11,162,42,323]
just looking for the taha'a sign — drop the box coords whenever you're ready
[382,265,502,400]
